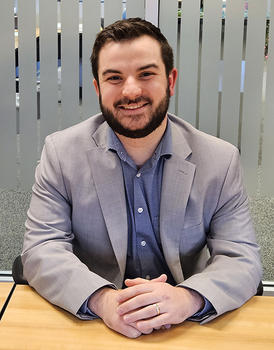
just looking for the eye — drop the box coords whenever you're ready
[140,71,155,79]
[107,75,122,83]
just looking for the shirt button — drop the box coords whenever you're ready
[136,172,141,178]
[145,275,150,280]
[137,207,143,213]
[141,240,146,247]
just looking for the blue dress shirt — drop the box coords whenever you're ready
[79,119,214,321]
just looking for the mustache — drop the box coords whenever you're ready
[114,96,152,108]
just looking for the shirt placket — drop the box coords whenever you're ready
[134,171,154,279]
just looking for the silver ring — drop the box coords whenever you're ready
[155,303,160,316]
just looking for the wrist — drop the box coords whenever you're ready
[177,287,205,318]
[185,288,205,315]
[88,287,115,318]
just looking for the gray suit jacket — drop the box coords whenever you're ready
[22,114,262,322]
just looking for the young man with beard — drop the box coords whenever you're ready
[22,18,262,338]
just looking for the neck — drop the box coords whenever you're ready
[116,117,167,167]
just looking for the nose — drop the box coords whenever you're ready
[122,76,142,100]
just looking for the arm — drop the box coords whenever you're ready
[22,135,115,318]
[180,148,262,321]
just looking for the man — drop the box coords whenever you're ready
[22,18,262,338]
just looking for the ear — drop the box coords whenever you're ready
[93,78,100,97]
[168,68,178,97]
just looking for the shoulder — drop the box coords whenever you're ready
[44,114,106,152]
[168,114,239,163]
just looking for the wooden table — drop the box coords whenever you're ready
[0,282,14,317]
[0,285,273,350]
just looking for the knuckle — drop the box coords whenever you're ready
[162,293,170,301]
[137,321,151,333]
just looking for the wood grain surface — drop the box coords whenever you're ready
[0,285,273,350]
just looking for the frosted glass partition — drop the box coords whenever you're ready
[60,0,79,129]
[198,0,223,137]
[0,0,273,280]
[126,0,145,19]
[241,0,268,194]
[178,0,200,127]
[81,0,101,119]
[159,0,178,114]
[104,0,123,27]
[39,0,59,145]
[17,0,38,190]
[0,1,17,188]
[262,5,274,196]
[220,0,245,146]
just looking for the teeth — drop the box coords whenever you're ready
[121,103,145,110]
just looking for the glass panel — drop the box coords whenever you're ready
[17,0,38,189]
[241,0,267,195]
[178,0,200,126]
[126,0,145,19]
[104,0,123,27]
[159,0,178,114]
[39,0,59,145]
[198,0,223,136]
[81,0,101,119]
[0,0,17,189]
[220,0,245,146]
[60,0,79,129]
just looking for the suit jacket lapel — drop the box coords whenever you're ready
[86,119,196,284]
[160,120,196,283]
[86,122,128,281]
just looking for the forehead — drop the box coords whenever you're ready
[98,35,164,73]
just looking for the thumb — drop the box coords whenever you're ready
[151,274,167,283]
[124,274,167,287]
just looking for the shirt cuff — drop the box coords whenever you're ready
[178,286,216,322]
[78,297,98,318]
[188,296,216,322]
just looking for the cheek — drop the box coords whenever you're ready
[149,82,168,100]
[100,87,117,105]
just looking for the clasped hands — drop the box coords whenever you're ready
[89,274,204,338]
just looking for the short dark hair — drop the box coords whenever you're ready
[91,17,174,84]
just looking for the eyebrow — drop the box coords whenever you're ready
[137,64,160,71]
[102,64,160,77]
[102,69,122,76]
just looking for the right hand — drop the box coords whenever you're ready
[88,287,142,338]
[88,275,168,338]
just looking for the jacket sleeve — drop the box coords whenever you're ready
[22,135,116,319]
[179,148,262,322]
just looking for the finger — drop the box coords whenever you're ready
[140,327,154,335]
[118,283,153,304]
[151,274,167,283]
[123,303,163,324]
[136,314,169,334]
[120,324,142,339]
[125,274,167,287]
[118,292,159,316]
[124,277,150,287]
[154,324,171,331]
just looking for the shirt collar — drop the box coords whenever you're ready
[107,118,173,165]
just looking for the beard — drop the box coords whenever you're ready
[99,85,170,138]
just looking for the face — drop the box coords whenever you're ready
[93,35,177,138]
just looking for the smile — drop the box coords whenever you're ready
[118,103,149,110]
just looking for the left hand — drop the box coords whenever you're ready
[117,278,204,334]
